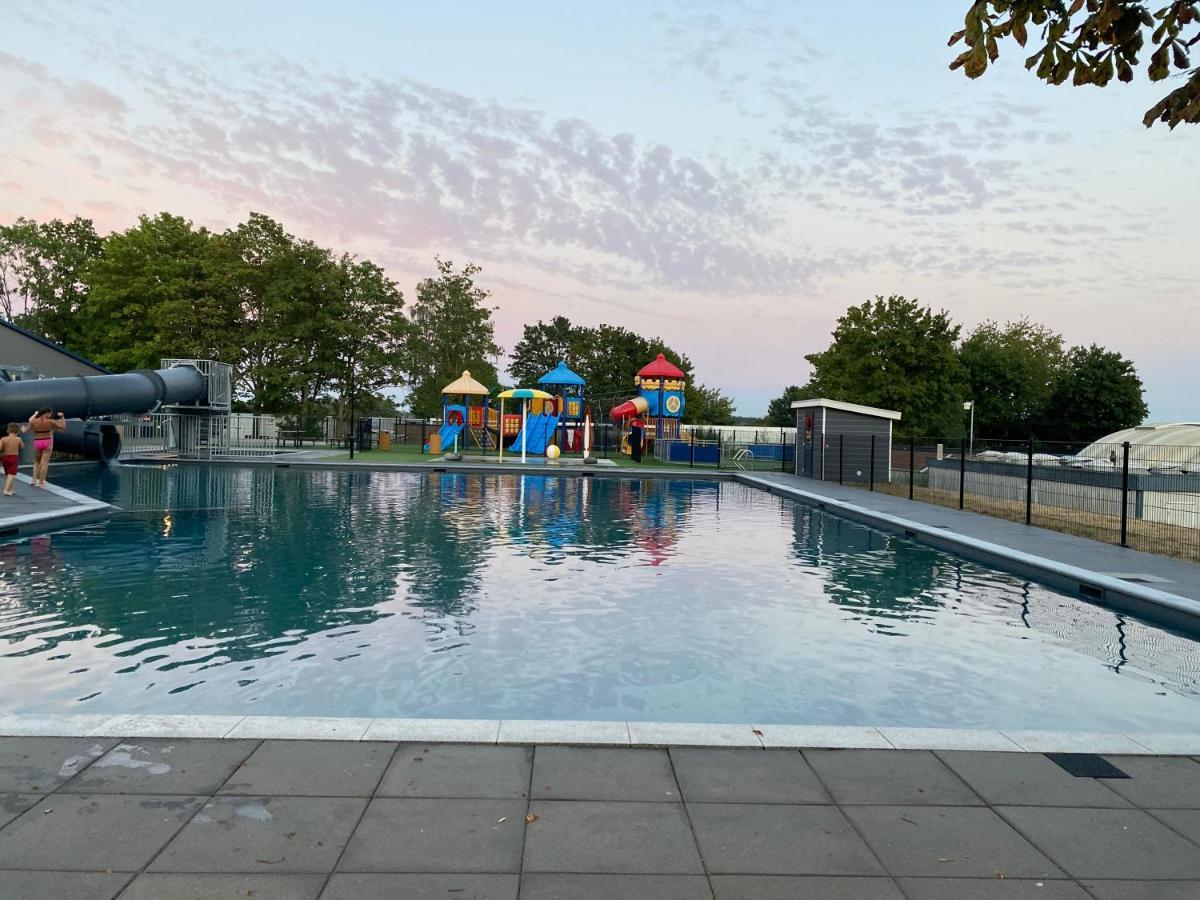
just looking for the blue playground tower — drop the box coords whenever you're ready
[537,360,587,453]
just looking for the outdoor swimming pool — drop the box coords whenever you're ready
[1,464,1197,731]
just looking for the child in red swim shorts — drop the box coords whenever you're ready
[1,424,23,496]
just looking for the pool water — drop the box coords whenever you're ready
[1,464,1198,730]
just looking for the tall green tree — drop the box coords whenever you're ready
[325,255,406,427]
[508,315,580,387]
[685,383,736,425]
[403,258,501,417]
[949,1,1199,128]
[0,216,102,348]
[959,319,1065,439]
[81,213,241,371]
[803,295,965,437]
[765,385,817,427]
[1042,344,1148,444]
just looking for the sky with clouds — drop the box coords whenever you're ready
[2,0,1196,419]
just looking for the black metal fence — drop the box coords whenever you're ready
[811,433,1200,564]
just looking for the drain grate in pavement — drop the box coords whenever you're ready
[1045,753,1130,778]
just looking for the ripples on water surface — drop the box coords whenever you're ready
[0,464,1197,731]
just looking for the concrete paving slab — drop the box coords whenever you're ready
[896,878,1090,898]
[0,714,120,737]
[752,725,892,749]
[225,716,371,740]
[0,736,116,792]
[340,798,525,873]
[879,728,1022,752]
[497,719,629,746]
[628,722,763,748]
[62,739,257,795]
[997,806,1200,879]
[0,792,43,828]
[91,714,244,738]
[709,875,903,899]
[0,793,202,870]
[1149,808,1200,844]
[844,805,1062,879]
[1001,731,1153,754]
[689,802,883,875]
[149,795,366,873]
[1081,880,1200,899]
[362,717,499,743]
[1099,755,1200,808]
[523,800,703,874]
[322,873,520,899]
[117,873,324,899]
[805,749,983,806]
[935,751,1131,808]
[1125,733,1200,755]
[531,746,678,801]
[219,740,393,797]
[670,748,829,804]
[520,873,712,899]
[378,744,531,799]
[0,870,133,900]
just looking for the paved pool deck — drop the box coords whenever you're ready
[1,735,1198,899]
[0,472,112,540]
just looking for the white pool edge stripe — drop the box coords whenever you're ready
[0,714,1195,754]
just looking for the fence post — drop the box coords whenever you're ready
[1025,439,1034,525]
[908,435,915,500]
[869,434,876,491]
[1120,441,1130,547]
[958,438,966,510]
[690,433,695,468]
[839,434,844,485]
[717,431,722,471]
[780,427,786,473]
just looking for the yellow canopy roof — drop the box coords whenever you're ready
[497,387,552,400]
[441,370,490,396]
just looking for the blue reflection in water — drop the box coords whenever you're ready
[0,463,1196,731]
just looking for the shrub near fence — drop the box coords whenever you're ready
[819,433,1200,564]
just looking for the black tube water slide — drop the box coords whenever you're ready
[0,366,206,463]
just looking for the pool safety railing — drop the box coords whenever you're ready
[114,412,280,459]
[809,432,1200,565]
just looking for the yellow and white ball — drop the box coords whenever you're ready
[545,444,560,460]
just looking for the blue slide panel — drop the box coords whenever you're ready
[438,421,465,450]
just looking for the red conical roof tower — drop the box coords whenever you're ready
[637,353,685,380]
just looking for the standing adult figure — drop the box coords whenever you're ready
[630,415,645,463]
[24,407,66,488]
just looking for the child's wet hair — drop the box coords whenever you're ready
[6,423,20,434]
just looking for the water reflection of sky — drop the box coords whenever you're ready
[0,465,1197,730]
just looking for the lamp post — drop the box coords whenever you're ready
[347,354,356,461]
[963,400,974,456]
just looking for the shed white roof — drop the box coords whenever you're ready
[790,398,902,421]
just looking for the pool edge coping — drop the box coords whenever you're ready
[1,715,1197,755]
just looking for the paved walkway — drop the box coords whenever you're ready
[0,473,111,538]
[739,471,1200,618]
[1,736,1199,898]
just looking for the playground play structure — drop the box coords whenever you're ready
[609,353,687,457]
[0,358,233,462]
[436,361,593,461]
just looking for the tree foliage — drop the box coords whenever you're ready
[802,296,965,437]
[959,319,1065,439]
[685,383,736,425]
[402,258,501,418]
[1042,344,1148,443]
[764,385,818,427]
[0,216,102,348]
[949,1,1200,128]
[507,316,697,415]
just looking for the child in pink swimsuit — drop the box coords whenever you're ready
[24,407,65,488]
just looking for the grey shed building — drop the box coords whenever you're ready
[792,398,901,484]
